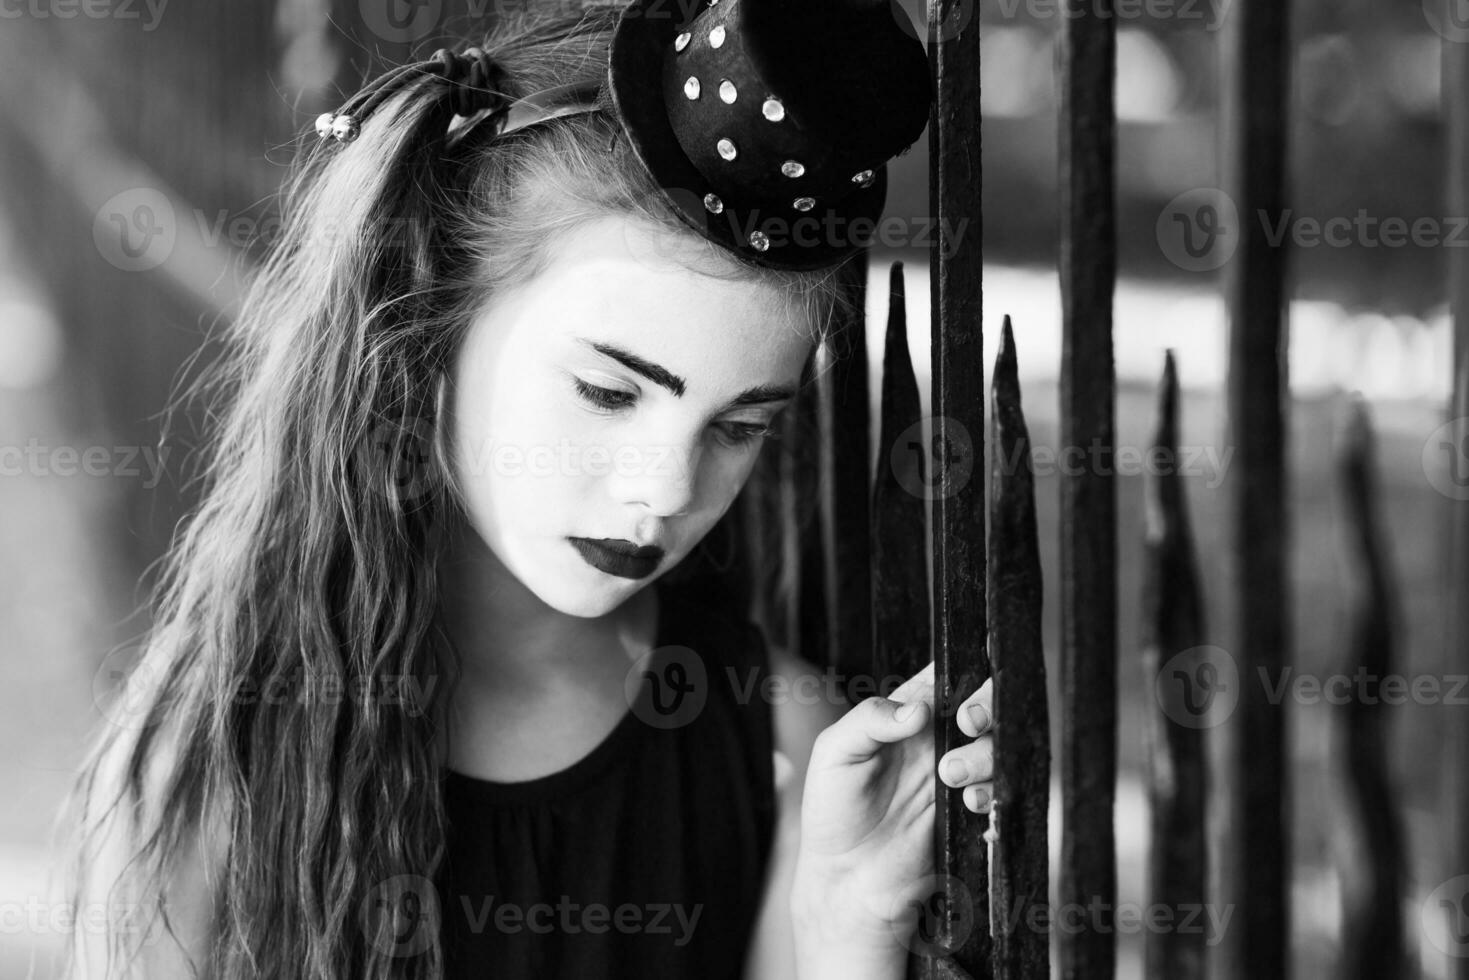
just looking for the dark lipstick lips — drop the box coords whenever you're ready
[568,538,665,579]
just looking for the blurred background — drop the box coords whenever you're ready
[0,0,1462,977]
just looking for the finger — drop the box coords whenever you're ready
[963,782,993,813]
[815,694,931,766]
[938,738,994,788]
[956,676,994,738]
[887,659,936,705]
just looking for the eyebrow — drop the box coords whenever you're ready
[576,338,797,406]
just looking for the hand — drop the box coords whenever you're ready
[792,662,995,948]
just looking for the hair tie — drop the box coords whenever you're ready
[314,46,510,144]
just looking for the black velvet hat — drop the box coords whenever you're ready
[607,0,932,271]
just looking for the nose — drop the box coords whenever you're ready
[607,430,701,518]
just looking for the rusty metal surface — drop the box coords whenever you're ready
[986,319,1050,979]
[926,0,989,974]
[1057,0,1118,976]
[1140,352,1207,980]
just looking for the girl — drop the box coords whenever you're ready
[61,3,996,979]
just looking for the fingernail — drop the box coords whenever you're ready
[895,701,920,723]
[974,786,991,809]
[943,757,968,785]
[968,703,990,731]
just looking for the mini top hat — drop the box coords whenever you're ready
[608,0,932,271]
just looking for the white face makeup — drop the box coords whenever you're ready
[446,213,815,618]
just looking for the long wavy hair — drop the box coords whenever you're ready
[58,7,858,980]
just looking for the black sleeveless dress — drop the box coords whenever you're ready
[434,578,778,979]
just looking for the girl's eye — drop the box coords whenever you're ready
[572,377,635,412]
[573,375,778,447]
[717,420,781,446]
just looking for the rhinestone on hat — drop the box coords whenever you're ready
[748,230,770,251]
[331,115,359,142]
[781,160,805,178]
[709,25,726,48]
[674,31,691,51]
[719,80,737,104]
[703,193,724,214]
[851,169,875,187]
[793,197,815,211]
[684,76,701,99]
[717,138,737,160]
[762,98,785,122]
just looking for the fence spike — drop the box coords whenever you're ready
[1140,350,1207,980]
[1332,394,1408,980]
[987,317,1051,979]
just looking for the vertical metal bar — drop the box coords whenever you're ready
[1450,13,1469,385]
[1057,0,1117,975]
[1332,395,1408,980]
[1444,19,1469,980]
[872,261,936,980]
[1221,0,1292,974]
[823,251,874,699]
[927,0,988,973]
[987,318,1050,979]
[1451,355,1469,980]
[1141,352,1207,980]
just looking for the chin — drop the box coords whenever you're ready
[544,584,640,620]
[527,554,658,620]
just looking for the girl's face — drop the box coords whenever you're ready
[447,213,815,618]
